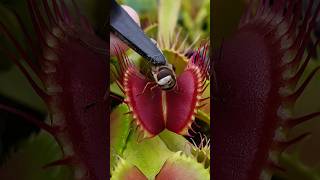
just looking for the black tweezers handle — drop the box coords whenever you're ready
[110,0,167,66]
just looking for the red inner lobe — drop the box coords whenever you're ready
[213,28,280,180]
[166,69,198,134]
[125,69,165,136]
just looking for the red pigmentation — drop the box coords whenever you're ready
[0,0,107,179]
[213,1,320,180]
[115,43,209,138]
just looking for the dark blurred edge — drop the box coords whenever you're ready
[106,0,111,179]
[0,0,109,167]
[210,0,214,179]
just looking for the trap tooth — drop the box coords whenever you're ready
[45,34,59,48]
[55,133,75,155]
[280,35,294,50]
[51,112,66,127]
[277,105,292,120]
[43,156,74,169]
[124,72,129,79]
[281,49,297,65]
[188,124,197,135]
[276,133,311,153]
[278,86,293,97]
[264,11,275,25]
[285,112,320,129]
[196,103,207,109]
[52,27,64,38]
[273,126,287,142]
[123,80,129,89]
[132,123,140,133]
[179,127,191,137]
[281,67,295,80]
[285,66,320,103]
[199,97,210,102]
[199,87,208,94]
[47,85,63,94]
[42,61,57,74]
[271,14,283,26]
[287,40,320,86]
[43,48,59,61]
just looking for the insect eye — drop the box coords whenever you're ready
[158,75,172,86]
[157,68,172,80]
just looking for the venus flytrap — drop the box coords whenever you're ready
[110,0,210,179]
[0,0,211,179]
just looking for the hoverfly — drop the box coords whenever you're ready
[149,38,177,91]
[151,63,177,90]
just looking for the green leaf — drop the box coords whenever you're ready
[0,131,73,180]
[122,0,157,14]
[123,132,173,179]
[110,103,132,169]
[158,0,181,48]
[162,49,188,75]
[110,82,124,97]
[275,153,320,180]
[111,158,147,180]
[196,109,210,125]
[0,66,46,112]
[156,151,210,180]
[159,129,192,155]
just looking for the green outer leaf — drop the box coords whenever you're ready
[110,82,124,97]
[157,0,181,47]
[275,153,320,180]
[157,151,210,180]
[110,103,132,169]
[122,0,157,14]
[162,49,188,75]
[144,23,158,38]
[123,132,173,179]
[181,0,210,40]
[111,158,147,180]
[0,66,46,112]
[159,129,192,155]
[196,109,210,125]
[0,131,73,180]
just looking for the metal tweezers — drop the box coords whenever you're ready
[110,0,167,66]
